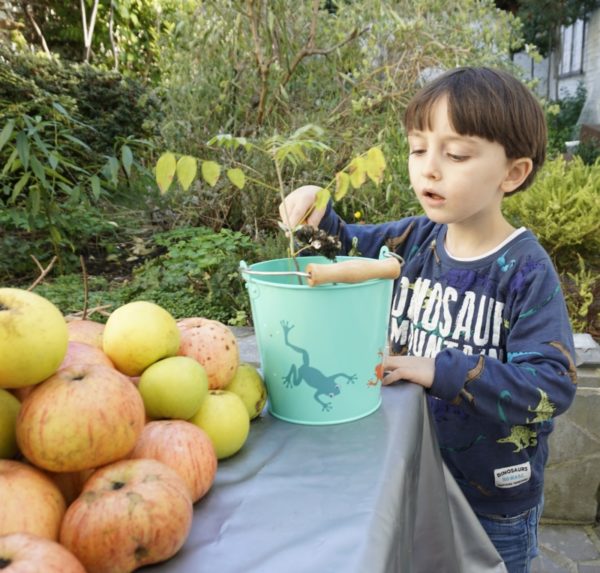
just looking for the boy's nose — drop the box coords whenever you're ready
[422,156,441,180]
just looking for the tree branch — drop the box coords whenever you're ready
[21,2,51,56]
[27,255,57,291]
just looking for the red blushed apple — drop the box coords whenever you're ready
[66,319,105,349]
[129,419,217,503]
[59,340,114,370]
[177,317,239,389]
[60,458,193,573]
[0,533,86,573]
[0,460,66,541]
[16,364,145,472]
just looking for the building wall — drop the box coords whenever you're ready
[514,9,600,127]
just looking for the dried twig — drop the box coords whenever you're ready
[79,255,89,320]
[27,255,57,291]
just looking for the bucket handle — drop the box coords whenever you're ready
[306,250,402,286]
[240,248,403,287]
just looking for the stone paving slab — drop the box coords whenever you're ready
[533,524,600,572]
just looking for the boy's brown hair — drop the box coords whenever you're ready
[403,67,547,193]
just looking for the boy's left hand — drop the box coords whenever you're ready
[382,355,435,389]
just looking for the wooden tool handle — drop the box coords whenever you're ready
[305,257,401,287]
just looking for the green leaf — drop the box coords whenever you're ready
[155,152,177,194]
[314,187,331,211]
[226,168,245,189]
[107,156,120,185]
[0,120,15,152]
[49,225,62,245]
[121,145,133,177]
[29,185,40,216]
[48,152,59,170]
[16,131,30,170]
[201,160,221,187]
[29,155,47,188]
[10,172,30,203]
[90,175,101,200]
[334,171,350,201]
[2,148,19,176]
[63,134,92,151]
[176,155,197,191]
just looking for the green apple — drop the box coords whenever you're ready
[102,301,180,377]
[224,363,267,420]
[0,389,21,458]
[138,356,209,420]
[0,288,68,389]
[189,390,250,459]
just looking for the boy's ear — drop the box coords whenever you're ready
[500,158,533,193]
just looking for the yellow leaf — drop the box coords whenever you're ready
[227,168,245,190]
[155,152,177,194]
[365,146,386,185]
[314,187,331,211]
[201,160,221,187]
[176,155,197,191]
[334,171,350,201]
[348,156,367,189]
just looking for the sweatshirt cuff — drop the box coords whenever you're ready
[431,349,470,401]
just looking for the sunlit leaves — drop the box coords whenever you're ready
[334,171,350,201]
[227,168,245,189]
[348,156,367,189]
[201,160,221,187]
[314,187,331,211]
[365,146,386,185]
[176,155,197,191]
[155,152,177,194]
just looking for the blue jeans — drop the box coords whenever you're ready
[475,498,543,573]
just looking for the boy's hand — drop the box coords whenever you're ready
[382,355,435,389]
[279,185,326,230]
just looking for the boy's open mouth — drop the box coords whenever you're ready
[424,190,444,201]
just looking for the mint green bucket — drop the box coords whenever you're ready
[240,249,396,425]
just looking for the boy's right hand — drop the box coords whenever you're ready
[278,185,326,230]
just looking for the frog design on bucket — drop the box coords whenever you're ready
[280,320,357,412]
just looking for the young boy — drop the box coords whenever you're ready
[279,67,577,573]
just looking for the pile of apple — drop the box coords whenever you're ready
[0,287,267,572]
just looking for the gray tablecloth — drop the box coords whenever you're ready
[144,383,506,573]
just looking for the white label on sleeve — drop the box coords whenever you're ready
[494,462,531,488]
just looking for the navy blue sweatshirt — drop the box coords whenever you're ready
[319,206,577,516]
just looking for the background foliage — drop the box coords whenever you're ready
[1,0,598,336]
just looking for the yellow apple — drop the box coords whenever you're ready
[0,389,20,459]
[138,356,208,420]
[103,301,180,376]
[0,288,68,389]
[189,390,250,459]
[225,363,267,420]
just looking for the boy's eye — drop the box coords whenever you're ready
[409,149,425,156]
[447,153,469,161]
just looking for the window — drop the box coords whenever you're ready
[560,19,586,77]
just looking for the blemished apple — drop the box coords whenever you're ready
[0,460,66,541]
[0,288,68,389]
[189,390,250,459]
[59,340,114,370]
[103,301,181,376]
[177,317,239,389]
[66,318,105,349]
[225,362,267,419]
[0,533,86,573]
[60,458,193,573]
[16,364,145,472]
[0,389,20,459]
[129,420,217,503]
[138,355,208,420]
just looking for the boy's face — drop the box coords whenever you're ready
[407,97,515,229]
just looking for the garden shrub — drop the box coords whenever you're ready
[503,156,600,335]
[544,83,586,159]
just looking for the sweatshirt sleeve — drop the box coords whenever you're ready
[429,253,577,426]
[319,203,423,259]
